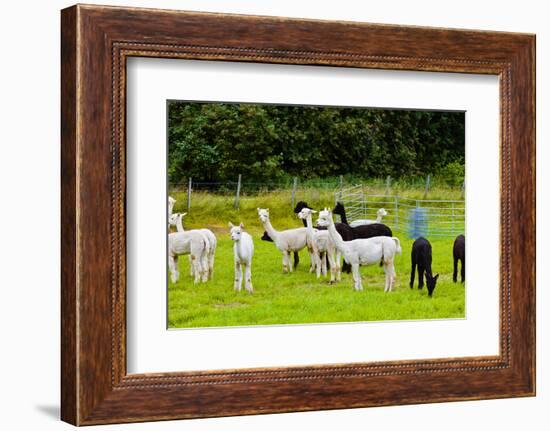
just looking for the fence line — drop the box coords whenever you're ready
[169,178,465,238]
[337,187,465,238]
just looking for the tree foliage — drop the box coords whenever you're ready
[168,102,464,184]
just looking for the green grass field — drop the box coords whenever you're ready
[168,188,465,328]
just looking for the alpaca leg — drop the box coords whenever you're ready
[453,257,458,283]
[315,252,322,279]
[234,261,242,291]
[191,254,201,284]
[321,252,328,277]
[189,255,194,277]
[208,250,215,280]
[335,251,342,281]
[410,262,416,289]
[288,251,295,273]
[384,261,395,292]
[168,255,179,284]
[282,251,290,273]
[418,264,425,289]
[244,263,253,292]
[327,252,336,284]
[351,263,362,291]
[293,252,299,269]
[200,248,209,283]
[342,261,352,274]
[383,263,390,292]
[461,258,465,283]
[208,240,216,279]
[309,247,316,273]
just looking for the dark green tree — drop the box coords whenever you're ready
[168,101,464,185]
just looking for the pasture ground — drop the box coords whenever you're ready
[167,188,465,328]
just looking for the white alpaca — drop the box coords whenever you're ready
[298,208,341,283]
[168,227,209,284]
[257,208,309,273]
[320,210,401,292]
[169,213,217,280]
[229,222,254,292]
[349,208,388,228]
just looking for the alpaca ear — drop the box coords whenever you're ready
[239,222,244,228]
[311,210,317,213]
[228,222,234,228]
[182,212,187,217]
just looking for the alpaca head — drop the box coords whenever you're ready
[318,208,333,225]
[333,202,345,216]
[377,208,388,217]
[168,212,187,227]
[229,222,245,241]
[426,273,439,297]
[297,207,316,220]
[257,208,270,223]
[293,201,311,214]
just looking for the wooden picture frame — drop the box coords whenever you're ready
[61,4,535,425]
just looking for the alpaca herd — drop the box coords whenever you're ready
[167,196,465,296]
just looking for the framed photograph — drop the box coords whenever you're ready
[61,4,535,425]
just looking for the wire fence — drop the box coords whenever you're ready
[335,185,465,238]
[169,177,465,238]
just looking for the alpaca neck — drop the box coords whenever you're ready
[176,216,185,232]
[327,218,345,250]
[262,217,279,242]
[376,215,382,223]
[339,209,348,225]
[304,214,315,241]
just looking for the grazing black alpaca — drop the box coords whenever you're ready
[410,237,439,296]
[453,234,465,283]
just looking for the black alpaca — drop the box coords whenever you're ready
[410,237,439,296]
[453,234,465,283]
[332,202,393,238]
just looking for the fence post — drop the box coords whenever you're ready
[394,195,399,230]
[233,174,242,209]
[291,177,298,209]
[386,175,392,195]
[187,177,192,212]
[424,175,430,199]
[339,175,344,191]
